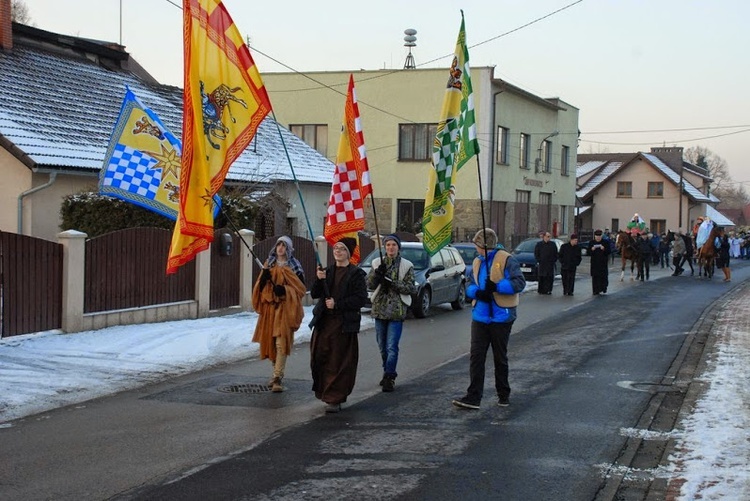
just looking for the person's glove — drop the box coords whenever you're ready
[259,268,271,289]
[474,289,493,303]
[273,284,286,297]
[380,276,392,292]
[484,278,496,294]
[372,262,387,285]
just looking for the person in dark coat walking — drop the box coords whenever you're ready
[588,229,611,295]
[309,237,368,413]
[715,228,732,282]
[534,232,558,295]
[558,234,582,296]
[679,232,695,275]
[636,232,655,281]
[658,234,671,269]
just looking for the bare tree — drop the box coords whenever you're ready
[11,0,31,24]
[685,146,750,208]
[683,145,731,192]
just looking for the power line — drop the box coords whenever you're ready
[584,125,750,134]
[580,128,750,146]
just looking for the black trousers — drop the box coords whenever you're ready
[465,320,512,404]
[638,255,650,280]
[592,272,608,294]
[538,275,554,294]
[679,254,694,273]
[561,269,576,294]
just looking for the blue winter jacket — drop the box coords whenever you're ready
[466,249,526,324]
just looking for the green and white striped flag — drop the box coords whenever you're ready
[422,11,480,256]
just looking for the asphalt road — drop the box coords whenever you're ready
[1,260,745,500]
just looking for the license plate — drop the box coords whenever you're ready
[520,266,532,273]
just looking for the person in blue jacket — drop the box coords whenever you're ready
[452,228,527,410]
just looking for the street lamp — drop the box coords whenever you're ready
[535,130,559,174]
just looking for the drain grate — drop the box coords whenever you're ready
[217,383,271,394]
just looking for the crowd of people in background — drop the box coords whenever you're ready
[532,212,745,296]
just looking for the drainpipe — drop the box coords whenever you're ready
[18,172,57,234]
[488,90,504,229]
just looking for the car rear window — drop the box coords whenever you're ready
[514,239,540,253]
[455,246,477,265]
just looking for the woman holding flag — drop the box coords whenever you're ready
[252,236,306,393]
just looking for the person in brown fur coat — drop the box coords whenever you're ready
[252,236,306,393]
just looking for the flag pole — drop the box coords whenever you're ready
[369,193,384,262]
[475,157,491,273]
[270,111,323,269]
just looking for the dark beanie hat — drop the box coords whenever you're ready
[382,233,401,249]
[338,237,357,259]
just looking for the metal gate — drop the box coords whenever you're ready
[0,231,63,338]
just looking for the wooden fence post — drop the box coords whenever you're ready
[58,230,87,333]
[239,229,255,311]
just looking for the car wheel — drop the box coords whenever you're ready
[412,288,431,318]
[451,282,466,310]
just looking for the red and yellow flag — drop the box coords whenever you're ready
[167,0,272,274]
[324,75,371,264]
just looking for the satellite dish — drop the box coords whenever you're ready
[404,28,417,36]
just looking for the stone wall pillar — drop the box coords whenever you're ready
[195,248,211,318]
[58,230,87,333]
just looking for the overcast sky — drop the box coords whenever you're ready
[18,0,750,185]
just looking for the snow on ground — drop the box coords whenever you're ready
[0,306,366,424]
[665,292,750,500]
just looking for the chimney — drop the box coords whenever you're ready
[0,0,12,51]
[650,146,684,171]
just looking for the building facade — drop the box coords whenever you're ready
[263,67,579,247]
[576,147,734,235]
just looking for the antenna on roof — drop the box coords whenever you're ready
[403,29,417,69]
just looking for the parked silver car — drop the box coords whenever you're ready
[359,242,466,318]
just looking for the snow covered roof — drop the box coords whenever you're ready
[642,154,712,203]
[575,152,714,204]
[0,38,333,185]
[705,205,735,227]
[576,162,622,199]
[576,160,606,178]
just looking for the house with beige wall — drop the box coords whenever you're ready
[0,17,333,243]
[576,146,734,235]
[263,67,579,247]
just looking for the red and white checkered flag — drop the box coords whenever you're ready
[324,75,371,263]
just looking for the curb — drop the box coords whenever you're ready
[593,282,728,500]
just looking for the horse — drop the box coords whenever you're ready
[697,226,721,279]
[616,230,640,281]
